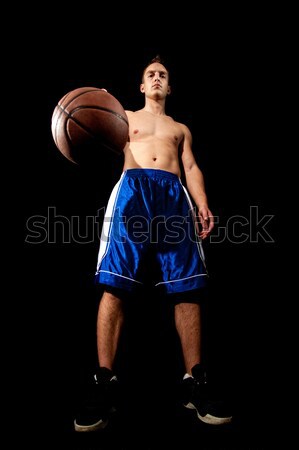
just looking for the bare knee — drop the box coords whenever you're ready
[175,302,200,316]
[103,290,121,301]
[100,289,124,314]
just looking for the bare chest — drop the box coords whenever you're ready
[128,113,183,145]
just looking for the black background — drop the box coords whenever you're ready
[20,9,282,449]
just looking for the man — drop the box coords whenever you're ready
[74,56,232,431]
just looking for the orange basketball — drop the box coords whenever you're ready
[51,87,129,164]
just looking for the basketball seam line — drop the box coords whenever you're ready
[53,88,100,144]
[62,110,125,155]
[57,104,129,126]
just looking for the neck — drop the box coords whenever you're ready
[143,97,166,116]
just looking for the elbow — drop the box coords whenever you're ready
[185,161,198,174]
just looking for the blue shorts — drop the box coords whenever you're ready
[95,168,208,294]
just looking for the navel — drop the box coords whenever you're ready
[153,157,157,161]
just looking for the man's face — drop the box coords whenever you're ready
[140,63,171,99]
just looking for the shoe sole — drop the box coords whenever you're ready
[74,418,109,432]
[184,402,232,425]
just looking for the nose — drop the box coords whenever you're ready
[154,72,160,81]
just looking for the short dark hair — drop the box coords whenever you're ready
[142,54,169,81]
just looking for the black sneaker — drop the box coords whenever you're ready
[74,367,119,432]
[182,364,232,425]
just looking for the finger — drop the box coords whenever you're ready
[208,216,214,232]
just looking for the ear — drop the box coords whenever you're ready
[140,83,145,93]
[167,86,171,95]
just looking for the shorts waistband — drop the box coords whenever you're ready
[123,168,180,181]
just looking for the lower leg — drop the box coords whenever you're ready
[174,302,202,374]
[97,290,124,370]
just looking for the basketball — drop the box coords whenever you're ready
[51,87,129,164]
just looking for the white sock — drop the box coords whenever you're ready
[183,373,193,380]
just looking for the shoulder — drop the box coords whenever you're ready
[175,120,192,138]
[166,115,191,133]
[125,110,143,120]
[125,109,143,115]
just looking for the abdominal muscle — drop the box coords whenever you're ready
[123,139,182,177]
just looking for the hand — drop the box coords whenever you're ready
[100,89,108,92]
[197,206,214,239]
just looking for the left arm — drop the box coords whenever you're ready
[180,125,214,239]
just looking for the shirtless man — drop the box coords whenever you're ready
[74,56,232,432]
